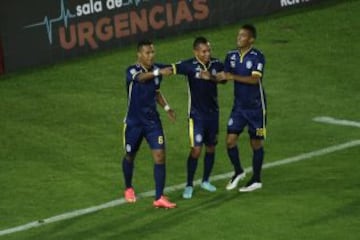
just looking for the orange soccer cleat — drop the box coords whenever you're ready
[153,196,177,209]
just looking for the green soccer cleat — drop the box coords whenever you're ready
[182,186,194,199]
[200,181,217,192]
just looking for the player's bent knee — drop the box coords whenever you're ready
[226,134,238,148]
[226,139,237,149]
[190,147,202,159]
[125,154,135,162]
[250,139,264,150]
[206,145,215,154]
[152,150,165,164]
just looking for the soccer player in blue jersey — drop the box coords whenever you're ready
[223,24,267,192]
[171,37,226,199]
[122,40,176,208]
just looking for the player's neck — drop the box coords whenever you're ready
[238,45,252,55]
[195,56,209,66]
[138,62,152,71]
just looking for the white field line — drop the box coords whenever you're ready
[1,139,360,237]
[313,116,360,128]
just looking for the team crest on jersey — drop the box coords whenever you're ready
[195,134,203,143]
[257,63,263,71]
[230,61,236,68]
[246,61,253,69]
[130,68,136,75]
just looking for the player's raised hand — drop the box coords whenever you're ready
[167,109,176,123]
[160,67,173,76]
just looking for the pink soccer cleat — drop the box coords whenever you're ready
[124,187,136,203]
[153,196,177,209]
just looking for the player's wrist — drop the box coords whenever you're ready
[153,68,160,77]
[227,73,234,81]
[164,104,171,112]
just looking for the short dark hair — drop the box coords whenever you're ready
[193,36,208,49]
[241,24,257,39]
[137,39,153,51]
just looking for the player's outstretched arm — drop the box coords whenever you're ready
[215,71,227,84]
[225,72,260,85]
[156,91,176,123]
[137,67,173,82]
[159,67,173,76]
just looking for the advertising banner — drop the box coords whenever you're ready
[0,0,325,73]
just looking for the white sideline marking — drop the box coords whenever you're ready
[313,116,360,128]
[1,140,360,237]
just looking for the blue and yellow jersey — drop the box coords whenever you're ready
[172,58,224,120]
[124,63,163,126]
[224,48,266,110]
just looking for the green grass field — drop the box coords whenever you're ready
[1,0,359,239]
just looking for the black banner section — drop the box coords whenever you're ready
[0,37,4,75]
[0,0,325,73]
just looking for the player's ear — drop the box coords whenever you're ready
[193,49,197,56]
[249,37,255,45]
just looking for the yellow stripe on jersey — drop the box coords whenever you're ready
[262,109,267,139]
[239,48,251,63]
[123,123,127,149]
[171,64,177,74]
[252,71,262,77]
[258,80,267,139]
[189,118,195,147]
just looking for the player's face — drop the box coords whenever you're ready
[194,43,211,64]
[137,44,155,68]
[237,29,254,48]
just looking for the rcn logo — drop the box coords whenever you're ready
[280,0,310,7]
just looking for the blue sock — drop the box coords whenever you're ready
[252,148,264,182]
[187,155,198,187]
[154,163,166,200]
[227,146,243,175]
[203,152,215,182]
[122,157,134,189]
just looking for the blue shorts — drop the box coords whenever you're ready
[189,117,219,147]
[123,122,165,155]
[227,108,266,139]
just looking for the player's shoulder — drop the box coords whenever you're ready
[154,63,170,69]
[187,58,197,64]
[175,58,196,66]
[210,57,222,63]
[210,57,224,68]
[226,49,238,55]
[250,48,265,58]
[126,63,141,73]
